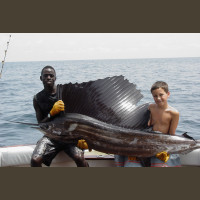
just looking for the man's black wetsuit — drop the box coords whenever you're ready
[31,87,88,167]
[34,89,58,118]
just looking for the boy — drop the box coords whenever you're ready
[148,81,181,167]
[115,81,181,167]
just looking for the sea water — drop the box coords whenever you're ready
[0,57,200,147]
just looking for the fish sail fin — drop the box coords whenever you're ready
[60,75,149,129]
[120,103,150,129]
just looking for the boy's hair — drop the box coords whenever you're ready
[150,81,169,93]
[41,66,56,76]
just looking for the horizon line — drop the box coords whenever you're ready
[6,56,200,63]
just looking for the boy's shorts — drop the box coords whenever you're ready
[114,155,143,167]
[114,154,181,167]
[31,136,80,166]
[151,154,181,167]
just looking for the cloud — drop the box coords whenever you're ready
[1,33,200,62]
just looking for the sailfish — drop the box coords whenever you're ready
[37,75,200,157]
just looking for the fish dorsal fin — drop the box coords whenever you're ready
[182,132,195,141]
[61,76,149,129]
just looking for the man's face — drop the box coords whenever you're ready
[40,68,56,88]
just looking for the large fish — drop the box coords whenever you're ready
[37,75,200,157]
[39,112,200,157]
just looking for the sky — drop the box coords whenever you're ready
[0,33,200,62]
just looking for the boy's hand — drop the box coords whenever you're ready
[50,100,65,116]
[77,139,92,151]
[156,151,170,163]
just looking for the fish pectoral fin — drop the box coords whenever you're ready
[64,122,78,132]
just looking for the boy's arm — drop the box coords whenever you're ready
[156,110,179,163]
[148,104,153,126]
[169,111,179,135]
[148,112,152,127]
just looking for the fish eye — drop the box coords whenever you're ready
[45,124,49,129]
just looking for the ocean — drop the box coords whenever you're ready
[0,57,200,147]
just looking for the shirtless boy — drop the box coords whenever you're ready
[148,81,181,167]
[115,81,181,167]
[148,81,179,135]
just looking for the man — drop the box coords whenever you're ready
[31,66,89,167]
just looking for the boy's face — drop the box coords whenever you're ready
[151,87,170,106]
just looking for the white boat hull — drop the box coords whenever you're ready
[0,145,199,167]
[0,145,115,167]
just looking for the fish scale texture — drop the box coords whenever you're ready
[59,75,150,129]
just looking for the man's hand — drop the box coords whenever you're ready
[77,139,92,151]
[50,100,65,116]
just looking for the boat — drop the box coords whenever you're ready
[0,144,200,167]
[0,145,115,167]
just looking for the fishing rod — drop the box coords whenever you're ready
[0,34,11,79]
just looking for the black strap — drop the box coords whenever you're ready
[57,84,63,100]
[57,84,65,116]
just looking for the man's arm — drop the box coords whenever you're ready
[33,97,50,123]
